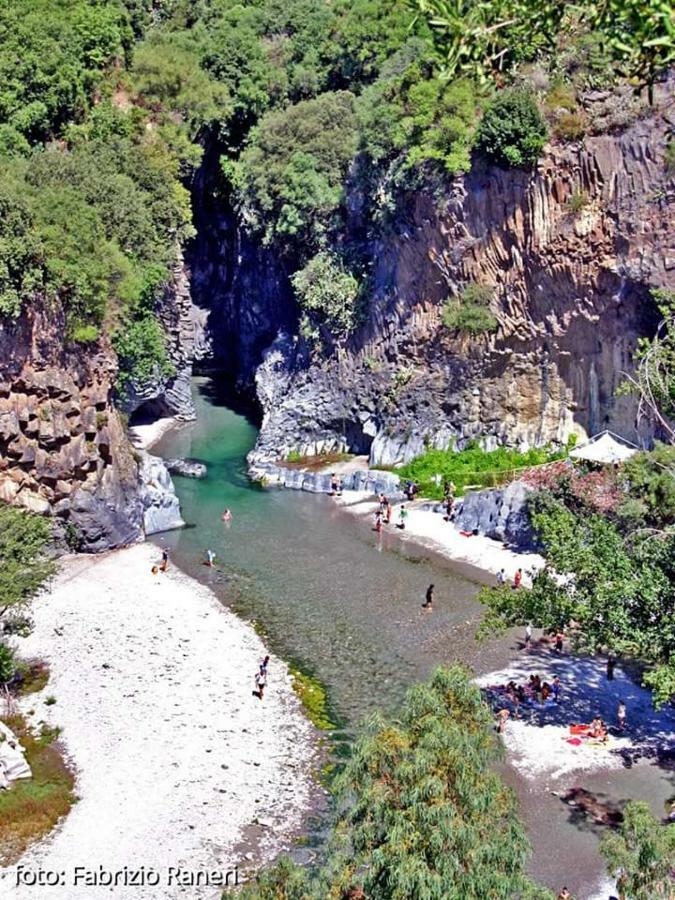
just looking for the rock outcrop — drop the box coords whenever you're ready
[249,84,675,467]
[164,457,207,479]
[0,304,144,551]
[119,248,205,421]
[138,452,185,535]
[453,481,536,549]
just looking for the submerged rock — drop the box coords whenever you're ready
[164,458,207,479]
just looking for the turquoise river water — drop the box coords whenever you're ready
[151,378,673,898]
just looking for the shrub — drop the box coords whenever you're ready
[291,251,360,345]
[554,110,586,140]
[442,282,497,335]
[0,643,16,684]
[112,315,175,396]
[396,442,565,499]
[666,138,675,175]
[477,89,548,168]
[566,189,588,213]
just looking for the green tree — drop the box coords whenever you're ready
[625,289,675,442]
[477,88,548,167]
[0,505,55,623]
[238,667,552,900]
[477,492,675,705]
[291,251,360,347]
[601,801,675,900]
[233,91,359,254]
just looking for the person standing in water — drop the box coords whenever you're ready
[385,501,392,525]
[222,508,232,522]
[397,505,408,530]
[422,584,434,610]
[206,549,216,567]
[160,547,169,572]
[374,510,383,533]
[525,622,533,649]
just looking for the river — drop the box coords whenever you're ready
[151,377,672,899]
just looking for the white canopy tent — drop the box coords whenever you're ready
[569,430,639,464]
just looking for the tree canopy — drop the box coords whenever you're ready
[236,666,551,899]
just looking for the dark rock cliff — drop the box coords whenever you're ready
[0,303,143,551]
[249,85,674,466]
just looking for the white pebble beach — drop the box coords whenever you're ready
[1,543,317,900]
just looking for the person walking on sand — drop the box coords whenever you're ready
[422,583,434,610]
[524,622,532,649]
[160,547,169,572]
[617,699,626,731]
[397,505,408,530]
[255,664,267,700]
[497,568,506,586]
[513,568,523,589]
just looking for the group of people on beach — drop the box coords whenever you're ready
[373,494,409,533]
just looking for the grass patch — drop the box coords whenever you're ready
[396,441,567,499]
[288,665,337,731]
[0,714,76,865]
[282,452,353,471]
[15,659,50,696]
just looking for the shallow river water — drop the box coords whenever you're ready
[152,378,673,898]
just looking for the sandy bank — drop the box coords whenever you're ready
[2,544,317,899]
[336,492,544,584]
[130,417,178,451]
[476,650,675,781]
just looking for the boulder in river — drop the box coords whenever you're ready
[164,458,207,479]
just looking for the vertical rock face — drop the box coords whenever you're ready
[250,88,675,466]
[0,304,144,551]
[118,248,203,421]
[187,146,298,392]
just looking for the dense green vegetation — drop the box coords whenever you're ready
[0,504,55,688]
[236,666,551,899]
[395,441,565,498]
[442,282,498,335]
[477,464,675,705]
[2,0,669,364]
[600,801,675,900]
